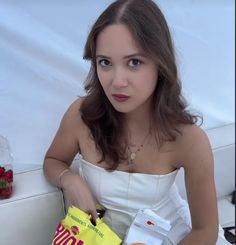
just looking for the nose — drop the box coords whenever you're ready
[112,68,128,88]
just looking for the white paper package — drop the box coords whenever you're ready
[123,209,171,245]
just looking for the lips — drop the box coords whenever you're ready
[112,94,130,102]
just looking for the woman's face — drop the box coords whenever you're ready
[96,24,158,115]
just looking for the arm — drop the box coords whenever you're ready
[43,99,98,221]
[178,126,218,245]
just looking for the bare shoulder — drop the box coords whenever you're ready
[178,124,209,144]
[64,97,83,118]
[175,124,213,168]
[61,97,85,127]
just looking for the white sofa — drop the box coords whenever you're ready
[0,123,234,245]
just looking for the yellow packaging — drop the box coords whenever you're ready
[51,206,122,245]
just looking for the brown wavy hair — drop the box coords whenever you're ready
[80,0,201,170]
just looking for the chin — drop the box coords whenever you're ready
[110,104,133,114]
[107,100,131,113]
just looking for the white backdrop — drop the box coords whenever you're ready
[0,0,234,166]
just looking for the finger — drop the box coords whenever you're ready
[90,209,99,225]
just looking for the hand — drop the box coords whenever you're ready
[61,171,98,223]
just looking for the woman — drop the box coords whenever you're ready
[43,0,229,244]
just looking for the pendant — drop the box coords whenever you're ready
[130,152,136,161]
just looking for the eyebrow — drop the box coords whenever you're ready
[96,53,148,59]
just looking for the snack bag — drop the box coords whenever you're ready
[51,206,122,245]
[123,209,171,245]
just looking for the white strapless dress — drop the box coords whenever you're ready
[78,155,229,245]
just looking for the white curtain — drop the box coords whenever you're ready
[0,0,234,167]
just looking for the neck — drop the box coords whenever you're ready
[124,115,152,147]
[124,103,153,132]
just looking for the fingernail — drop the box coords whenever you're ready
[90,218,96,226]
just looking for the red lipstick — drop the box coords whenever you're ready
[112,94,130,102]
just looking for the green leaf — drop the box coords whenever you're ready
[0,181,7,188]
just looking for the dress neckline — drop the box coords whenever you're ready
[79,155,179,178]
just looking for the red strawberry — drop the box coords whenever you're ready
[3,169,13,183]
[1,185,12,198]
[0,167,5,177]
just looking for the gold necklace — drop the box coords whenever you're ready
[127,131,150,164]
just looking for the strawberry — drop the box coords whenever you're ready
[0,167,5,177]
[0,166,13,198]
[1,185,12,198]
[3,169,13,183]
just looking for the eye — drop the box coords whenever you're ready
[128,59,142,68]
[98,59,111,67]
